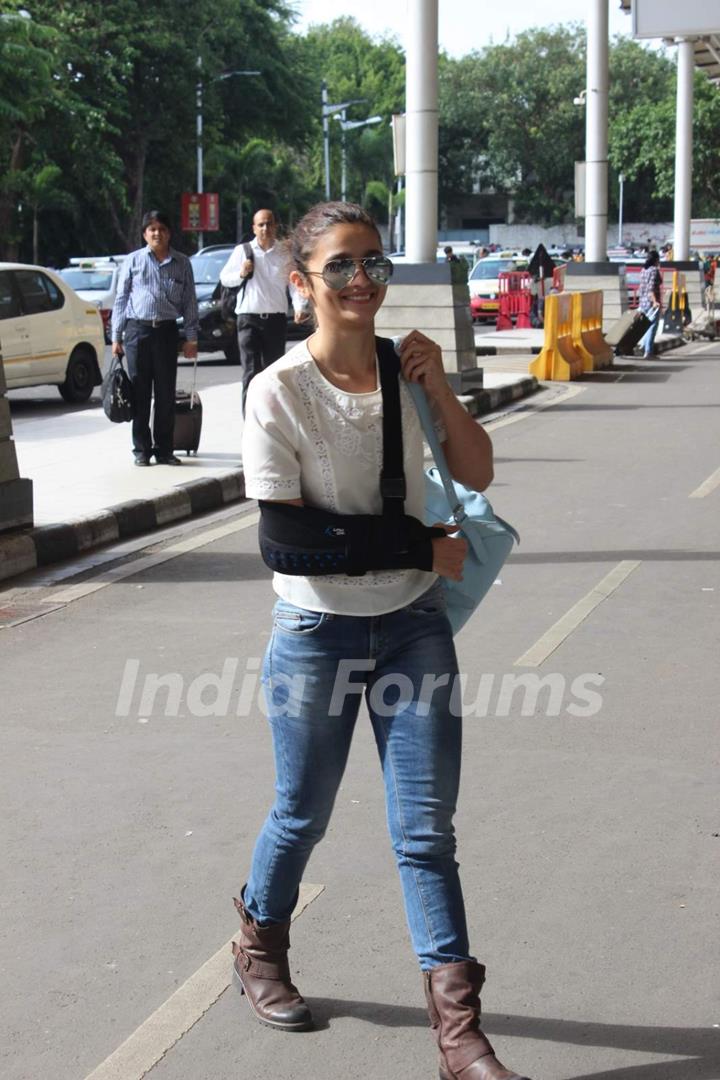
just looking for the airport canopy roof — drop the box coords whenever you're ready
[618,0,720,84]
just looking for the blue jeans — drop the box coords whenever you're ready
[244,582,473,970]
[640,305,660,356]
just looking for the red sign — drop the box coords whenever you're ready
[181,193,220,231]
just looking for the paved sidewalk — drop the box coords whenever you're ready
[477,326,688,356]
[0,366,538,583]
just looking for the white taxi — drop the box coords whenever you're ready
[57,257,125,343]
[0,263,105,402]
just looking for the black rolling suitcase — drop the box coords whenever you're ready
[171,354,202,455]
[173,388,202,455]
[605,310,652,355]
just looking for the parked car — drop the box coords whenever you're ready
[57,256,125,343]
[179,243,311,363]
[0,262,105,401]
[468,255,529,322]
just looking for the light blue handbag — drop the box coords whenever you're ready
[406,380,519,635]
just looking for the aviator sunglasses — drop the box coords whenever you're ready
[305,255,394,291]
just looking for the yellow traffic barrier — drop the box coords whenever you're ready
[573,290,613,371]
[663,271,689,334]
[530,292,583,380]
[570,293,595,373]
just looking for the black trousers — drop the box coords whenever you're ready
[124,319,179,458]
[237,313,287,415]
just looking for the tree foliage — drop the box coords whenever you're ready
[1,10,719,263]
[294,18,405,210]
[439,27,720,226]
[2,0,318,260]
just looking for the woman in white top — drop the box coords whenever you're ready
[234,203,530,1080]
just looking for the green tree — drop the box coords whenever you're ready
[438,27,586,225]
[298,17,405,213]
[0,3,57,258]
[609,64,720,220]
[12,0,316,260]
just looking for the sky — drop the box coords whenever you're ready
[290,0,632,57]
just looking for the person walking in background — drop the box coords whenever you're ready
[220,208,302,415]
[234,201,532,1080]
[637,250,663,358]
[111,210,198,466]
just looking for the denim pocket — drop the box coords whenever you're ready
[407,583,446,618]
[274,605,327,634]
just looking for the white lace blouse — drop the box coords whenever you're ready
[242,339,446,615]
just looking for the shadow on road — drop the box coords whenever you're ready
[303,999,719,1079]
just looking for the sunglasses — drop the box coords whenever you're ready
[306,256,394,290]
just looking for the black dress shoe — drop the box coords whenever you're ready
[155,454,182,466]
[134,455,152,467]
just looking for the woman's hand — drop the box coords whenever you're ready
[399,330,451,402]
[431,526,467,581]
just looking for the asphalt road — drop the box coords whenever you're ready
[1,340,718,1080]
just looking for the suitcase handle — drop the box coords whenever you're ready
[181,352,199,407]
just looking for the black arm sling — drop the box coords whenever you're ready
[257,337,444,576]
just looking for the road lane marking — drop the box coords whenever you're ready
[52,512,260,604]
[514,560,641,667]
[83,883,324,1080]
[689,465,720,499]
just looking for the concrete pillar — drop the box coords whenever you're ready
[585,0,609,262]
[376,0,481,393]
[0,350,33,532]
[405,0,438,263]
[673,39,694,261]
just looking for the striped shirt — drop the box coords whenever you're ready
[112,246,199,342]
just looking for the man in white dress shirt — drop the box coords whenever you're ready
[220,208,294,415]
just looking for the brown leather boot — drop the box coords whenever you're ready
[231,895,313,1032]
[424,960,531,1080]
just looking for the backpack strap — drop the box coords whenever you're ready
[238,242,254,297]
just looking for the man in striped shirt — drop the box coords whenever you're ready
[112,211,199,466]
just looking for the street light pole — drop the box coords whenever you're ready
[340,109,347,202]
[196,58,204,249]
[333,113,383,202]
[195,60,260,250]
[322,81,331,200]
[618,173,625,247]
[321,88,367,200]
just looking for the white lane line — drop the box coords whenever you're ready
[484,383,586,431]
[52,512,260,604]
[514,560,641,668]
[83,883,325,1080]
[689,465,720,499]
[691,339,720,354]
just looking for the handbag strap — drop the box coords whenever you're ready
[376,336,406,517]
[405,377,467,527]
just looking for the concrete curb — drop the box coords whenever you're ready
[461,375,540,417]
[0,470,246,584]
[476,344,542,356]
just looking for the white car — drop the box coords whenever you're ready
[0,262,105,402]
[57,257,125,343]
